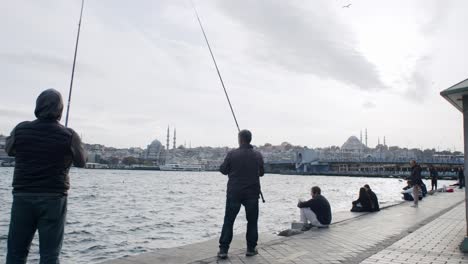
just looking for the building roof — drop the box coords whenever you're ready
[440,78,468,112]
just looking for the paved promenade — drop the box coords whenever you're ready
[103,190,467,264]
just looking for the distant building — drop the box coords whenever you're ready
[0,134,8,160]
[145,139,164,165]
[341,136,367,152]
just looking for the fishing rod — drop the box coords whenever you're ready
[190,0,240,132]
[65,0,85,127]
[190,0,265,203]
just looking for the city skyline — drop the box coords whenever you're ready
[0,1,466,150]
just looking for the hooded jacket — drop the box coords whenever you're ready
[409,164,423,186]
[220,144,264,200]
[5,89,86,194]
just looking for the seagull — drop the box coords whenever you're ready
[343,4,352,8]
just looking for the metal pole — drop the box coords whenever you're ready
[65,0,85,127]
[462,95,468,237]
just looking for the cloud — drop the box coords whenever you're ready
[403,56,433,102]
[0,108,31,119]
[0,52,101,77]
[215,0,387,91]
[362,101,376,109]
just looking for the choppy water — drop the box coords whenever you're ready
[0,167,454,263]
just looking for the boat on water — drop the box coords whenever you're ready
[159,164,203,171]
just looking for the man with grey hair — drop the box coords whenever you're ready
[5,89,86,263]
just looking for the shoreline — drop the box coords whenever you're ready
[101,189,465,264]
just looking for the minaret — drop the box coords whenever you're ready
[384,136,386,146]
[360,130,363,143]
[166,126,170,150]
[173,128,176,149]
[365,128,368,147]
[378,137,380,146]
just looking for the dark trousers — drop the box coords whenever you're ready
[6,195,67,264]
[219,197,259,251]
[431,179,437,190]
[460,176,465,189]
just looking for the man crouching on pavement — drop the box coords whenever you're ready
[217,130,265,259]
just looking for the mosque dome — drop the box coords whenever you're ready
[341,136,366,151]
[150,139,162,147]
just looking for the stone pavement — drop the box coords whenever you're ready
[361,203,467,264]
[102,190,466,264]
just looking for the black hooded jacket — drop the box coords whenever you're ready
[5,89,86,194]
[220,144,264,200]
[410,164,423,186]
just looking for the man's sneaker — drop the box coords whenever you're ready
[301,223,312,231]
[246,248,258,257]
[410,204,418,208]
[217,249,228,259]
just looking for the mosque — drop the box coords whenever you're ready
[144,126,178,165]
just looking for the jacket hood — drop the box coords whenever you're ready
[34,89,64,121]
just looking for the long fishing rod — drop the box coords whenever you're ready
[65,0,85,127]
[190,0,240,132]
[190,1,265,203]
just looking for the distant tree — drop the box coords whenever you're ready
[109,157,120,165]
[264,143,272,147]
[122,156,137,166]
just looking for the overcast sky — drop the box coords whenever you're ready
[1,0,467,150]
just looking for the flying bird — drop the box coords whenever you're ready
[343,4,352,8]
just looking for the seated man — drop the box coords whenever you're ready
[297,186,332,231]
[364,184,380,212]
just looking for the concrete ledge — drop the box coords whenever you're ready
[102,191,465,264]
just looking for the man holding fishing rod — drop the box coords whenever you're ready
[5,89,86,263]
[218,130,265,259]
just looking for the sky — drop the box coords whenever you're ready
[1,0,467,150]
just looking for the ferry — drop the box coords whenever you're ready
[159,164,203,171]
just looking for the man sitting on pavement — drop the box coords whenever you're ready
[297,186,332,231]
[364,184,380,212]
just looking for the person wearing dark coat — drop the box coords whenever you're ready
[297,186,332,231]
[364,184,380,212]
[351,187,373,212]
[409,160,423,208]
[5,89,86,263]
[429,166,438,191]
[217,130,264,259]
[458,167,465,189]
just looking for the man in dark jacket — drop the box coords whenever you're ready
[429,166,438,191]
[218,130,264,259]
[458,167,465,189]
[364,184,380,212]
[409,160,423,208]
[5,89,86,263]
[297,186,332,231]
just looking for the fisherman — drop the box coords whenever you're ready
[217,130,264,259]
[297,186,332,230]
[364,184,380,212]
[409,160,423,208]
[5,89,86,263]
